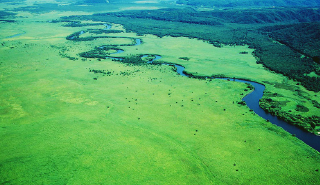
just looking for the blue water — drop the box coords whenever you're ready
[135,38,141,46]
[110,49,124,54]
[105,49,124,60]
[104,24,112,30]
[6,32,26,38]
[174,64,188,77]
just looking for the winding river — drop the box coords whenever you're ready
[75,24,320,152]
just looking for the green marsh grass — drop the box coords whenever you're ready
[0,9,320,184]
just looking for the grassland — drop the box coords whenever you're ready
[1,3,320,185]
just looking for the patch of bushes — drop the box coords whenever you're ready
[179,57,190,61]
[239,51,248,54]
[312,100,320,109]
[79,46,120,59]
[0,19,15,22]
[121,55,146,65]
[89,69,113,76]
[66,31,85,40]
[295,104,309,112]
[237,101,246,106]
[59,50,78,61]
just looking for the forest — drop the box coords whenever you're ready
[260,23,320,61]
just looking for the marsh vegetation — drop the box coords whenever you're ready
[0,1,320,184]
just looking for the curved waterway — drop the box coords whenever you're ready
[110,50,320,152]
[68,23,320,151]
[89,24,320,152]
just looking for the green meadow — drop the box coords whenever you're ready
[71,25,320,130]
[1,5,320,185]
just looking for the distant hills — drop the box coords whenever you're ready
[176,0,320,8]
[2,0,318,8]
[79,0,136,3]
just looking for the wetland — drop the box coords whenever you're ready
[0,1,320,184]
